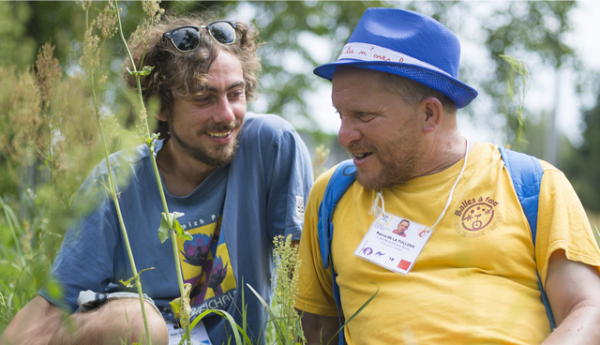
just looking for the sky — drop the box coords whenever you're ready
[244,1,600,153]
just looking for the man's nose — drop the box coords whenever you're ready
[213,96,236,124]
[338,118,362,148]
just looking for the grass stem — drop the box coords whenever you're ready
[87,6,152,344]
[115,2,191,342]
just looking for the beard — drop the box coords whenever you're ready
[347,130,423,190]
[170,120,241,167]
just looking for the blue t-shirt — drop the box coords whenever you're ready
[40,113,314,345]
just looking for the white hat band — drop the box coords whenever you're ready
[337,42,451,77]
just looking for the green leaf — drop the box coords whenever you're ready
[593,224,600,249]
[120,276,136,288]
[93,179,112,195]
[247,283,286,343]
[168,211,191,241]
[158,211,189,242]
[145,133,159,151]
[119,267,155,288]
[170,283,192,330]
[173,218,192,241]
[126,66,154,77]
[45,276,64,301]
[158,212,170,243]
[170,211,185,222]
[189,308,250,345]
[170,298,180,318]
[139,65,154,76]
[326,283,379,345]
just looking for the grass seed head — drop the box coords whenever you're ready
[0,67,42,168]
[271,235,303,343]
[97,1,119,39]
[35,43,62,106]
[77,0,92,12]
[79,24,100,75]
[142,0,165,21]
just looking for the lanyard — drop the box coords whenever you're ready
[369,138,470,234]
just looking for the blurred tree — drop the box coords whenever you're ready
[3,2,580,134]
[562,90,600,213]
[481,1,579,151]
[0,2,37,71]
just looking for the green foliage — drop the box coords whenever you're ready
[312,145,331,180]
[0,291,13,332]
[270,235,304,345]
[0,2,37,71]
[189,308,249,345]
[326,283,379,345]
[0,45,109,317]
[159,212,190,243]
[562,92,600,212]
[0,0,154,337]
[0,1,581,141]
[170,283,192,336]
[120,267,156,288]
[0,196,56,330]
[499,55,529,151]
[482,1,578,145]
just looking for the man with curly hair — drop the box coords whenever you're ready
[4,14,313,345]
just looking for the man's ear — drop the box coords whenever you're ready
[157,110,168,122]
[419,97,444,134]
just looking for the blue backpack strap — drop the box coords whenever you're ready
[318,160,357,269]
[317,159,356,345]
[498,146,556,331]
[319,152,555,336]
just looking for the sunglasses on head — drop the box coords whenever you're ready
[163,20,237,52]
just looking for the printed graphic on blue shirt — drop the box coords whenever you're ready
[176,216,236,316]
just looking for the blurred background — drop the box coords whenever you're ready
[3,0,598,210]
[1,0,599,330]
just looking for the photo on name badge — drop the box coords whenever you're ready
[392,218,411,237]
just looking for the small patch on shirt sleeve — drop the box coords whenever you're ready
[295,196,305,220]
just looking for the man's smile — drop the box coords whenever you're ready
[206,130,232,138]
[353,152,373,159]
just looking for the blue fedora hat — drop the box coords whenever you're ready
[314,8,478,108]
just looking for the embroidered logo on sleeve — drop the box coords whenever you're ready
[295,196,305,220]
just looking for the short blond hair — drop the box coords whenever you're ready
[382,73,457,114]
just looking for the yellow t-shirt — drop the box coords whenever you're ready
[296,142,600,345]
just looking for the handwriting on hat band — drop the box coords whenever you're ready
[337,42,450,77]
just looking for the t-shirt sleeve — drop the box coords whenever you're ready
[535,163,600,286]
[265,129,314,241]
[38,175,120,312]
[295,169,340,317]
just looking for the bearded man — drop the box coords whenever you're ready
[4,14,313,345]
[295,8,600,345]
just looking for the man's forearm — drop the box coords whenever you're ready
[542,303,600,345]
[543,249,600,344]
[298,309,341,345]
[2,295,168,345]
[1,296,65,345]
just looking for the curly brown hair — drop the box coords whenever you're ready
[123,14,261,138]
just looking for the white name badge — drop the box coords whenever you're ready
[354,212,432,275]
[167,320,212,345]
